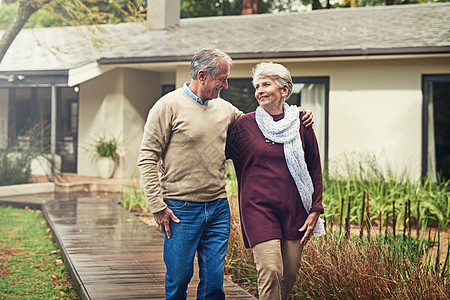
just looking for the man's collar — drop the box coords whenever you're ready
[183,82,210,105]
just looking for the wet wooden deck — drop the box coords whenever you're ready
[0,191,256,300]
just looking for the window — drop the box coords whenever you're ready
[162,84,176,96]
[422,75,450,181]
[6,86,79,173]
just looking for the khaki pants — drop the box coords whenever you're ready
[252,239,303,300]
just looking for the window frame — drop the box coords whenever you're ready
[421,74,450,179]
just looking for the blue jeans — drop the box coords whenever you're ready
[163,198,230,300]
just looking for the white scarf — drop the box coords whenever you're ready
[255,103,326,237]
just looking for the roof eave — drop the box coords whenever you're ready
[96,46,450,65]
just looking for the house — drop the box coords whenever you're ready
[0,1,449,182]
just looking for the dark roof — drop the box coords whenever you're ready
[1,3,449,72]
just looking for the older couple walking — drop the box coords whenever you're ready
[138,48,324,300]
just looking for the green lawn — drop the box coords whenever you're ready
[0,205,79,299]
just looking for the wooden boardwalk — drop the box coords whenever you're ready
[0,191,256,300]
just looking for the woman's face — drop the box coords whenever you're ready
[254,76,288,111]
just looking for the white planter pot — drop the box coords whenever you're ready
[96,157,115,179]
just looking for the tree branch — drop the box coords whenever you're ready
[0,0,54,63]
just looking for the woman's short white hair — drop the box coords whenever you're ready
[252,62,293,99]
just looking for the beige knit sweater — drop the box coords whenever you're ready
[138,88,243,214]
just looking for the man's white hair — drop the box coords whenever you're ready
[190,48,232,79]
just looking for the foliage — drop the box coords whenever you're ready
[0,0,148,63]
[223,160,449,298]
[93,136,121,165]
[180,0,274,18]
[0,0,147,29]
[322,157,450,230]
[224,169,258,296]
[336,0,449,8]
[120,163,449,298]
[0,1,19,29]
[120,177,148,212]
[293,231,449,299]
[0,151,32,186]
[0,0,289,30]
[0,205,79,299]
[0,122,52,186]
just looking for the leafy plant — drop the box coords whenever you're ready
[0,151,32,186]
[322,156,449,230]
[120,177,148,212]
[93,136,122,165]
[0,122,52,186]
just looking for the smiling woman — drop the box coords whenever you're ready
[0,206,79,299]
[226,62,325,300]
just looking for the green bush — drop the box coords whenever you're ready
[0,122,52,186]
[94,136,121,165]
[120,180,148,212]
[0,151,32,186]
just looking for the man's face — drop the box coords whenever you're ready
[201,60,230,100]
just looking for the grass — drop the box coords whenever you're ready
[0,205,79,299]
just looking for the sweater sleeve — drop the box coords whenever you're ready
[225,102,243,160]
[302,114,324,214]
[230,103,244,125]
[137,99,173,214]
[225,122,239,161]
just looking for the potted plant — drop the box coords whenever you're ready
[94,136,124,178]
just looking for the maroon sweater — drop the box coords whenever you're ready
[226,111,324,248]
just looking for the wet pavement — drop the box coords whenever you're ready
[0,191,255,300]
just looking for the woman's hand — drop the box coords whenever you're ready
[299,211,320,245]
[299,107,314,128]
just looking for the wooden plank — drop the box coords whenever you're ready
[0,191,255,300]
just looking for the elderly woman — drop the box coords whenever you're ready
[226,62,325,300]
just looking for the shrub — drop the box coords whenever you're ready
[0,122,51,186]
[0,151,32,186]
[294,231,449,299]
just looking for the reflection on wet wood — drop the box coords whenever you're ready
[0,191,255,300]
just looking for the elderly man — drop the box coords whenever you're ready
[138,48,313,299]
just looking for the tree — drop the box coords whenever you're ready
[241,0,258,14]
[180,0,274,18]
[0,0,54,63]
[0,0,147,63]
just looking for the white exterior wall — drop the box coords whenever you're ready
[77,68,162,178]
[229,56,450,181]
[75,55,450,181]
[326,57,450,181]
[122,68,161,177]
